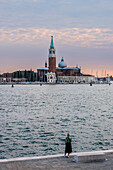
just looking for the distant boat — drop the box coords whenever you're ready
[90,82,92,86]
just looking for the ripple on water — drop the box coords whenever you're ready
[0,150,5,153]
[93,141,104,146]
[23,137,32,140]
[22,146,29,148]
[44,147,55,152]
[23,129,31,133]
[1,84,113,158]
[4,138,10,140]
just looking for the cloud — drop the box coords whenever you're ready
[0,0,113,29]
[0,27,113,48]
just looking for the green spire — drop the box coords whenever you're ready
[50,36,54,47]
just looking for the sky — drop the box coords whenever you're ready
[0,0,113,76]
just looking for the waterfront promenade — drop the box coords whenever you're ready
[1,150,113,170]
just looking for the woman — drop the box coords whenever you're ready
[64,133,72,157]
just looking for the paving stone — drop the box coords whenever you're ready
[1,151,113,170]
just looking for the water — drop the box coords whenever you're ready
[0,84,113,159]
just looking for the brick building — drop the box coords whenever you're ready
[37,36,95,83]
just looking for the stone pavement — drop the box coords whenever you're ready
[1,151,113,170]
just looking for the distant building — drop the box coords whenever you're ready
[0,77,11,83]
[2,72,13,78]
[0,36,96,84]
[98,74,110,84]
[12,70,36,82]
[0,70,37,83]
[11,78,27,82]
[37,36,95,83]
[0,73,12,83]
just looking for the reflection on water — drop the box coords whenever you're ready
[0,84,113,159]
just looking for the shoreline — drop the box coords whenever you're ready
[1,150,113,170]
[1,150,113,162]
[0,82,111,85]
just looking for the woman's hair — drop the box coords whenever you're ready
[67,133,70,137]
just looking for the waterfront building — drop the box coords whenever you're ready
[37,62,48,82]
[0,70,37,83]
[47,36,56,83]
[48,36,56,73]
[0,77,11,83]
[97,74,110,84]
[37,36,95,83]
[12,70,36,82]
[0,36,111,84]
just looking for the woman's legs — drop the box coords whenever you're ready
[68,152,70,157]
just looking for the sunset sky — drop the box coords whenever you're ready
[0,0,113,76]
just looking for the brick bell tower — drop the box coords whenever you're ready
[48,36,56,73]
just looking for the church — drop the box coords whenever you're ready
[37,36,95,84]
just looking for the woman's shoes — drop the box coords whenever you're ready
[64,155,69,158]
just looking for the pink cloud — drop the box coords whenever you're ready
[0,27,113,48]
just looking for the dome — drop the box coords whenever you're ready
[74,67,80,70]
[58,57,67,68]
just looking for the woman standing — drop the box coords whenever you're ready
[64,133,72,157]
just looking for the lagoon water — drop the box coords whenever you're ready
[0,84,113,159]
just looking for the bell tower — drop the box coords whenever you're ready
[47,36,56,83]
[48,36,56,73]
